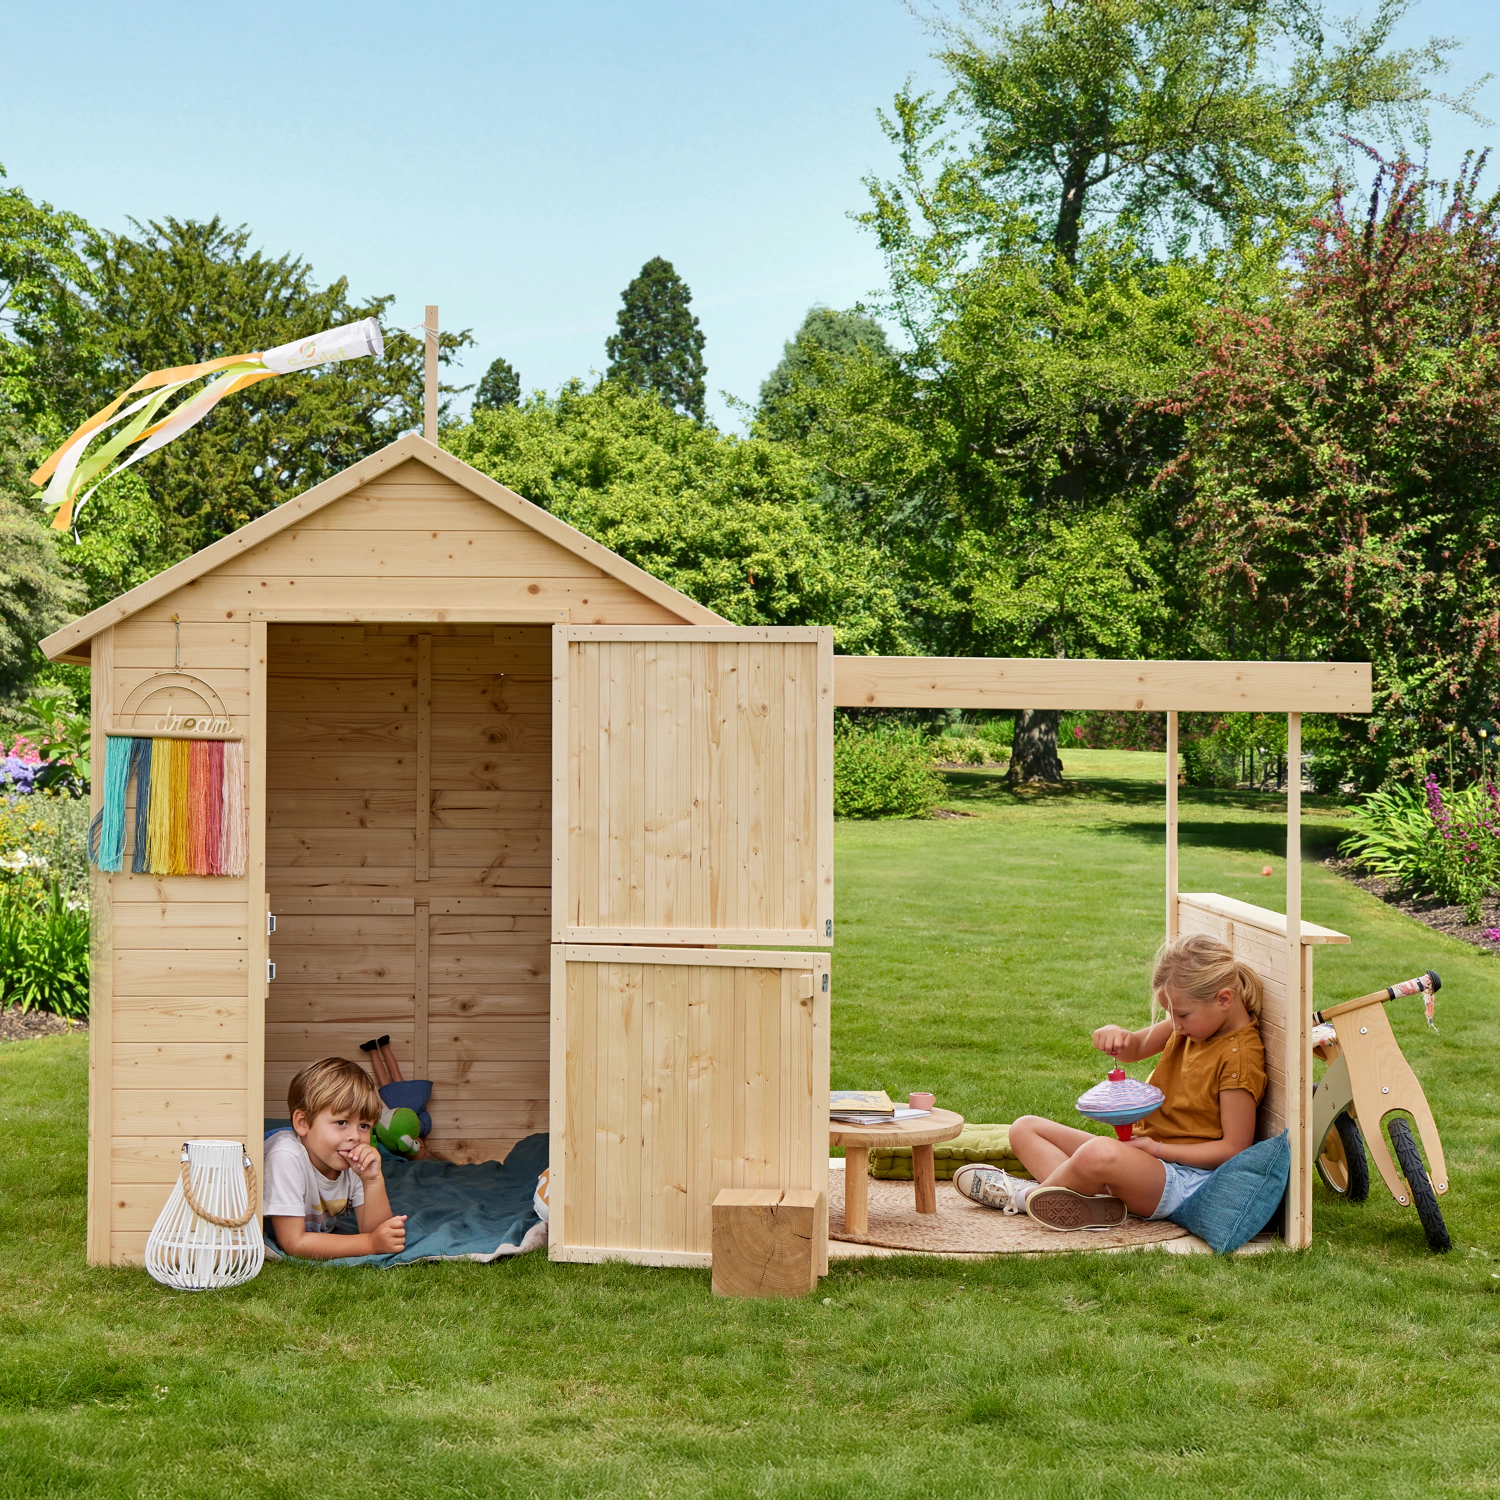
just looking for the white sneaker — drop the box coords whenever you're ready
[953,1164,1031,1214]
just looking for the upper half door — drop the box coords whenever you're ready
[553,626,833,946]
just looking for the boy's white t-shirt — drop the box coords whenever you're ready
[263,1130,365,1233]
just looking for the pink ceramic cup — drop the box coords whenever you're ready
[908,1092,936,1111]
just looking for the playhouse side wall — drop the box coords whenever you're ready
[91,457,689,1262]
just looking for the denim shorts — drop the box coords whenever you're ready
[1149,1160,1215,1220]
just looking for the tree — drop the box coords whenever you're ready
[927,0,1473,264]
[1165,152,1500,789]
[0,161,98,435]
[779,0,1467,781]
[605,257,707,421]
[80,216,471,558]
[758,306,892,441]
[444,380,910,655]
[473,355,521,411]
[0,486,81,705]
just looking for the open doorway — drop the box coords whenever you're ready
[263,621,551,1163]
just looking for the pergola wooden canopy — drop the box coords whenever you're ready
[44,432,1371,1265]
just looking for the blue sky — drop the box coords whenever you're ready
[2,1,1498,429]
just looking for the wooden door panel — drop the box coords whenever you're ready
[550,946,830,1268]
[554,626,833,946]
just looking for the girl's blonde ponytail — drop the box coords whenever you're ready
[1152,933,1263,1021]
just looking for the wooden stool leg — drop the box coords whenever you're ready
[844,1147,869,1237]
[913,1142,937,1214]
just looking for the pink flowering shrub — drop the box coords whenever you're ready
[1416,776,1500,922]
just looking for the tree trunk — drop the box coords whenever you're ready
[1007,709,1064,785]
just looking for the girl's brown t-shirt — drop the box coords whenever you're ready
[1135,1023,1266,1145]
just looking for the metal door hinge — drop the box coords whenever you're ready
[266,961,276,981]
[266,913,276,934]
[825,919,833,938]
[821,973,829,992]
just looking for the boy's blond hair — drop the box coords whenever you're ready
[288,1057,382,1124]
[1152,932,1264,1022]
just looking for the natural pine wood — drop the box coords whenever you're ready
[557,630,834,946]
[711,1188,823,1298]
[834,657,1373,713]
[551,949,830,1264]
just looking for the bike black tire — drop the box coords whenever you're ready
[1387,1116,1451,1253]
[1335,1112,1370,1204]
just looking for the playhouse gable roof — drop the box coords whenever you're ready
[40,434,726,661]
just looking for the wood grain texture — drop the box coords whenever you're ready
[551,950,830,1264]
[835,657,1373,713]
[559,630,833,946]
[711,1188,822,1298]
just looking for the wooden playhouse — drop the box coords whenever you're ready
[42,433,1372,1268]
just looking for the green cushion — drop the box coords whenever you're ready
[868,1123,1032,1180]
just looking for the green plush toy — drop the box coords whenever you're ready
[374,1106,422,1158]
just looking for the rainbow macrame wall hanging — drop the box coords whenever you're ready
[90,737,246,876]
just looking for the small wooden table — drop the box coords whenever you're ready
[831,1108,964,1237]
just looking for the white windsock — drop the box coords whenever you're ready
[259,316,385,374]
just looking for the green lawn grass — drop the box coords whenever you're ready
[4,749,1499,1499]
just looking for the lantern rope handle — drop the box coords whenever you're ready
[179,1149,259,1229]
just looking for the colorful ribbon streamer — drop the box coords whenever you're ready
[33,318,384,532]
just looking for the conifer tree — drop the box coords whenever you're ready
[473,355,520,411]
[605,257,706,421]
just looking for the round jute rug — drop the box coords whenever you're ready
[829,1170,1189,1254]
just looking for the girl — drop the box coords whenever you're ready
[956,932,1267,1231]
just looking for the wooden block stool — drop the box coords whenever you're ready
[711,1188,824,1298]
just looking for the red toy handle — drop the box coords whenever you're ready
[1107,1068,1134,1138]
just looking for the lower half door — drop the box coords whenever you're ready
[549,945,830,1268]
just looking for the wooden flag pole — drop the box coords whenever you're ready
[424,304,438,442]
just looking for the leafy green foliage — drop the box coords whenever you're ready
[443,381,911,654]
[1168,155,1500,787]
[10,689,90,790]
[473,356,521,411]
[758,306,893,442]
[929,0,1465,262]
[53,469,169,612]
[833,721,945,819]
[0,160,98,431]
[0,491,82,705]
[605,257,706,421]
[1340,776,1500,920]
[0,879,89,1017]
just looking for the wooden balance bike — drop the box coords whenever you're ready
[1312,971,1450,1252]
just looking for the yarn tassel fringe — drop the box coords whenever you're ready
[91,736,246,876]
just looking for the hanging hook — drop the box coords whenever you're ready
[172,613,181,670]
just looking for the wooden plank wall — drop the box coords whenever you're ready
[551,949,831,1267]
[560,633,832,945]
[265,622,552,1164]
[102,615,254,1265]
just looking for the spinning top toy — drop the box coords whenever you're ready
[1076,1067,1164,1141]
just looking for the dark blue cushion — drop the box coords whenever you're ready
[1168,1131,1289,1254]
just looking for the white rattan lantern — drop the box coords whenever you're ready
[145,1140,264,1291]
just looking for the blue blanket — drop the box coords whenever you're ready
[262,1127,548,1267]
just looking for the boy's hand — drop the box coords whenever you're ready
[337,1140,383,1183]
[1093,1025,1133,1059]
[371,1215,408,1254]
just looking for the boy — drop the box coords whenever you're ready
[264,1056,408,1259]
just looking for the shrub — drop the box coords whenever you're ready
[932,735,1001,766]
[0,880,89,1018]
[834,724,944,818]
[1340,776,1500,922]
